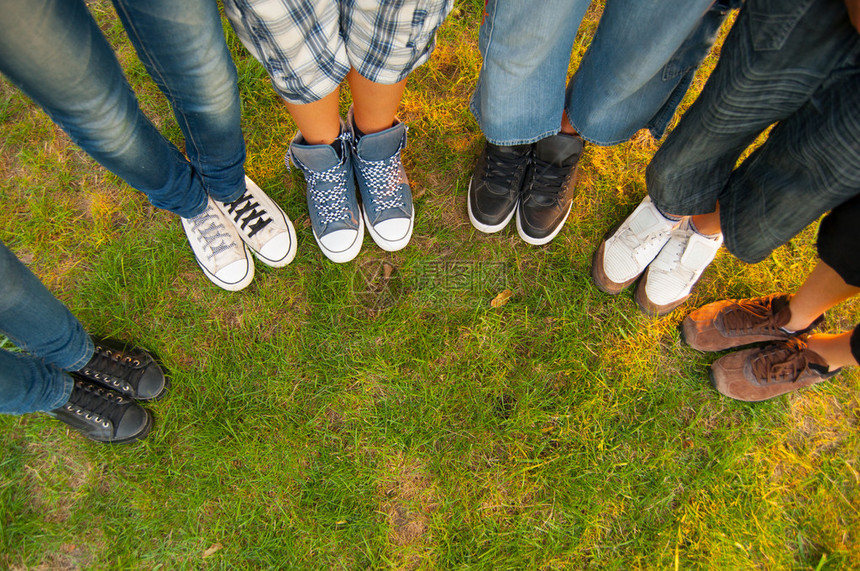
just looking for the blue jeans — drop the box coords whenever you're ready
[0,0,247,218]
[470,0,729,146]
[0,240,93,414]
[646,0,860,263]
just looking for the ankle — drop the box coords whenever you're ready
[783,301,818,332]
[351,115,394,137]
[689,215,721,238]
[807,332,857,369]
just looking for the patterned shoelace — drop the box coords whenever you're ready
[224,191,272,238]
[188,208,237,260]
[306,166,353,224]
[355,139,406,211]
[287,132,353,225]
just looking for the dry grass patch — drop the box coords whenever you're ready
[379,455,438,568]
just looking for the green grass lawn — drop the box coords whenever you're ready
[2,1,859,568]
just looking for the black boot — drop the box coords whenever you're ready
[76,337,169,400]
[517,133,583,245]
[51,377,152,443]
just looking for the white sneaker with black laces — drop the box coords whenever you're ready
[635,217,723,316]
[215,176,297,268]
[181,196,254,291]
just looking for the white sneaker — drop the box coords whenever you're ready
[215,176,297,268]
[591,196,680,294]
[635,218,723,316]
[181,197,254,291]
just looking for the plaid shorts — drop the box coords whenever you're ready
[224,0,453,104]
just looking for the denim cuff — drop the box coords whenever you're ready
[48,371,75,410]
[66,334,95,372]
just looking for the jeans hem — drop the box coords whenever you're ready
[66,335,95,372]
[48,373,75,410]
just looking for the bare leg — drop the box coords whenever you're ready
[346,69,406,134]
[561,110,578,136]
[690,204,721,235]
[663,204,721,236]
[808,331,858,369]
[786,261,860,330]
[284,89,341,145]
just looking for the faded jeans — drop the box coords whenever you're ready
[470,0,731,146]
[0,0,247,218]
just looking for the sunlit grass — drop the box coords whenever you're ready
[1,1,858,569]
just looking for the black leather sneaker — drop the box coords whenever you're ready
[516,133,583,245]
[76,337,169,401]
[51,377,153,443]
[468,142,532,233]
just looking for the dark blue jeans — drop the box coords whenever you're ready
[0,0,247,218]
[646,0,860,263]
[0,240,91,414]
[0,0,248,413]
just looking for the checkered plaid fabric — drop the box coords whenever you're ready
[224,0,453,104]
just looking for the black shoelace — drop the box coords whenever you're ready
[63,381,126,427]
[524,157,571,204]
[225,191,272,238]
[484,146,530,191]
[80,344,145,394]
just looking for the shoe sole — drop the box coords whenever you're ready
[679,319,696,349]
[363,207,414,252]
[190,242,255,291]
[634,270,692,318]
[467,176,516,234]
[591,237,641,295]
[313,216,365,263]
[515,200,573,246]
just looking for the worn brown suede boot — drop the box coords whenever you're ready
[682,294,823,352]
[710,337,840,402]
